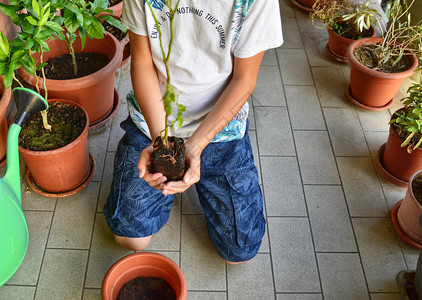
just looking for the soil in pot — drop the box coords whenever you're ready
[353,43,413,73]
[109,0,122,6]
[152,136,186,181]
[117,276,176,300]
[99,19,127,41]
[412,174,422,205]
[37,53,110,80]
[334,21,373,40]
[19,101,86,151]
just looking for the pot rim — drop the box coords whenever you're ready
[327,25,375,43]
[347,37,419,79]
[18,99,89,156]
[409,169,422,200]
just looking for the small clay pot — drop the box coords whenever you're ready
[102,252,187,300]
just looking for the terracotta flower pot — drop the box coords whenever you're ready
[0,77,11,168]
[396,170,422,246]
[19,99,92,195]
[291,0,315,12]
[102,252,187,300]
[378,114,422,187]
[108,0,123,18]
[18,33,123,127]
[346,37,419,111]
[326,26,375,63]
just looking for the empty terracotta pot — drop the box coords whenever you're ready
[0,78,11,167]
[102,252,187,300]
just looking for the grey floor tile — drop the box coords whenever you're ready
[295,9,322,34]
[356,108,391,132]
[353,218,407,292]
[305,185,357,252]
[154,251,180,266]
[268,217,320,293]
[255,107,295,156]
[0,285,35,300]
[261,157,307,216]
[312,67,351,108]
[88,126,110,182]
[259,226,270,254]
[182,186,203,215]
[117,62,132,102]
[382,185,406,214]
[364,131,389,159]
[317,253,369,299]
[323,107,370,156]
[276,295,322,300]
[253,66,285,107]
[181,215,226,291]
[404,253,419,270]
[370,293,402,300]
[248,104,255,130]
[7,211,53,285]
[21,180,57,211]
[97,152,114,213]
[294,131,340,184]
[301,31,339,67]
[47,182,99,249]
[337,157,389,217]
[83,288,101,300]
[277,48,313,86]
[285,86,326,130]
[279,0,295,17]
[262,49,278,66]
[227,254,275,300]
[107,102,128,152]
[281,17,303,49]
[35,249,88,300]
[341,64,351,85]
[249,129,262,184]
[187,291,227,300]
[145,195,181,251]
[85,213,133,288]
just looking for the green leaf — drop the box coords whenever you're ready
[64,16,80,33]
[26,15,39,26]
[20,54,36,74]
[45,20,64,34]
[79,29,87,50]
[32,0,40,17]
[10,49,25,62]
[98,15,127,32]
[36,62,48,70]
[0,62,7,76]
[0,32,10,57]
[0,3,17,19]
[39,10,49,26]
[4,68,14,89]
[86,20,104,39]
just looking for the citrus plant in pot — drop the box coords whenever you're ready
[0,1,93,197]
[12,0,125,129]
[310,0,381,63]
[346,0,421,111]
[379,80,422,187]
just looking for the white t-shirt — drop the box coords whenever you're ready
[122,0,283,141]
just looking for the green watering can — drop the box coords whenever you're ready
[0,87,48,287]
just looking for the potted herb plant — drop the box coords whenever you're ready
[310,0,380,63]
[14,0,126,129]
[345,0,421,111]
[0,1,93,196]
[378,80,422,187]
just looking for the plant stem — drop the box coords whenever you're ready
[39,48,52,131]
[66,36,78,76]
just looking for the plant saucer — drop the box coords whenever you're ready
[290,0,313,13]
[346,83,394,111]
[325,43,348,64]
[88,88,121,131]
[377,143,408,188]
[25,153,96,198]
[391,200,422,250]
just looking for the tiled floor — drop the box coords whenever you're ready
[1,0,421,299]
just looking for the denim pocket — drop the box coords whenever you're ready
[225,165,265,248]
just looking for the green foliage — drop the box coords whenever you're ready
[390,81,422,153]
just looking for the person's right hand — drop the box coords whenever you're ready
[137,144,167,190]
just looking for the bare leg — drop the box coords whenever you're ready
[114,235,152,251]
[223,259,249,265]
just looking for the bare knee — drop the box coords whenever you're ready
[114,235,152,251]
[223,259,250,265]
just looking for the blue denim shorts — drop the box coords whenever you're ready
[104,117,265,262]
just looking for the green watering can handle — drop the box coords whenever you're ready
[2,87,48,201]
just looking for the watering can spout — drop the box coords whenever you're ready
[2,88,48,201]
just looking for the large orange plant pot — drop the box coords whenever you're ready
[0,77,11,168]
[109,0,123,18]
[19,33,122,127]
[346,37,418,111]
[102,252,187,300]
[291,0,316,12]
[19,99,92,195]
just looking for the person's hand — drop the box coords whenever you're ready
[137,144,168,190]
[161,140,202,196]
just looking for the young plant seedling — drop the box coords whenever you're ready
[145,0,187,181]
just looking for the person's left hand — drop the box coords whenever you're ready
[161,140,202,195]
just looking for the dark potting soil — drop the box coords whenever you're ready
[152,136,186,181]
[336,21,373,40]
[99,19,127,41]
[39,52,110,80]
[19,101,86,151]
[109,0,122,6]
[353,43,413,73]
[117,276,176,300]
[412,175,422,205]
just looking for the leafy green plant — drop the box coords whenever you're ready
[390,80,422,153]
[57,0,126,76]
[310,0,381,37]
[145,0,185,148]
